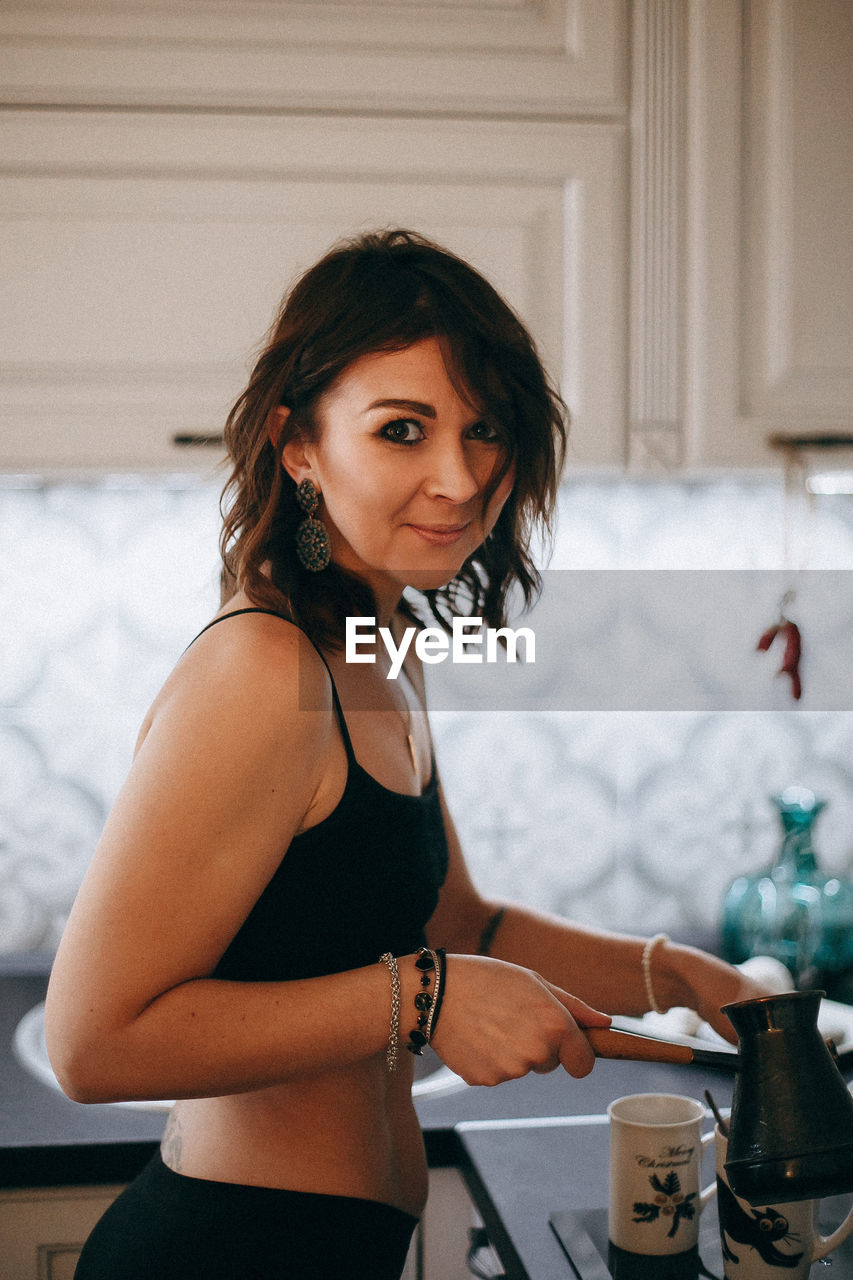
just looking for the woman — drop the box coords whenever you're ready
[47,229,764,1279]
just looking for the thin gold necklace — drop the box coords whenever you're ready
[379,648,420,785]
[401,699,420,786]
[390,677,419,786]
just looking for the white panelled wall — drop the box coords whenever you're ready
[2,1,850,477]
[0,111,626,472]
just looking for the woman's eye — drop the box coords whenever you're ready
[379,418,424,444]
[468,420,503,443]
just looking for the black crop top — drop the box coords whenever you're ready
[198,610,449,982]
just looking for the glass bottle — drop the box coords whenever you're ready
[721,787,853,989]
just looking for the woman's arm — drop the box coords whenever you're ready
[45,617,399,1103]
[426,785,769,1050]
[467,907,765,1044]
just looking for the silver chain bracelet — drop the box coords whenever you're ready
[379,952,401,1072]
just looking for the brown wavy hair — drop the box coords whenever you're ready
[219,228,568,648]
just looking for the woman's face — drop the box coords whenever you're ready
[284,337,515,602]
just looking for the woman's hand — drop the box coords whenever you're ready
[426,954,611,1086]
[654,941,776,1045]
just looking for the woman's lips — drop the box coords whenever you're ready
[406,522,471,547]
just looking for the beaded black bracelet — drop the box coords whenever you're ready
[404,947,445,1055]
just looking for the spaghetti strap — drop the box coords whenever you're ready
[188,608,357,763]
[190,607,289,643]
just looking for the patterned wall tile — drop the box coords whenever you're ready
[1,476,852,952]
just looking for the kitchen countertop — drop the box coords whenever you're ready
[1,951,738,1191]
[457,1118,853,1280]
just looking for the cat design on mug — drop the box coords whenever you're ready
[717,1177,804,1269]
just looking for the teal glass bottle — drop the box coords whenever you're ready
[721,787,853,988]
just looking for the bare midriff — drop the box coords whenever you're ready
[159,1051,428,1218]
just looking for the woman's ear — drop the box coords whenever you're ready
[267,405,317,485]
[280,433,317,488]
[266,405,290,450]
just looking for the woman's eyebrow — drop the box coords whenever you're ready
[365,398,436,417]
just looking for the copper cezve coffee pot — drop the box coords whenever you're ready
[587,990,853,1203]
[721,989,853,1202]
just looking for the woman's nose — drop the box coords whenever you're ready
[423,441,482,504]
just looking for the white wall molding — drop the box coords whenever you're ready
[0,0,627,116]
[627,0,687,473]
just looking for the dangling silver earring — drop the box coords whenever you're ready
[294,478,331,572]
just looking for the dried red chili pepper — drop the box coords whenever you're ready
[779,620,802,700]
[756,624,780,652]
[756,617,802,700]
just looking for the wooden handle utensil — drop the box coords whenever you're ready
[586,1026,739,1072]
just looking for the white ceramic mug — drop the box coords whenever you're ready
[608,1093,716,1257]
[715,1125,853,1279]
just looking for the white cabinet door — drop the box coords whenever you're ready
[0,111,626,475]
[0,0,626,117]
[0,1184,124,1280]
[682,0,853,471]
[419,1166,480,1280]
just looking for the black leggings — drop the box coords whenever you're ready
[74,1152,418,1279]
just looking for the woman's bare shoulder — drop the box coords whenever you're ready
[137,605,331,754]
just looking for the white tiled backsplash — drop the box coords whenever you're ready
[3,476,853,952]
